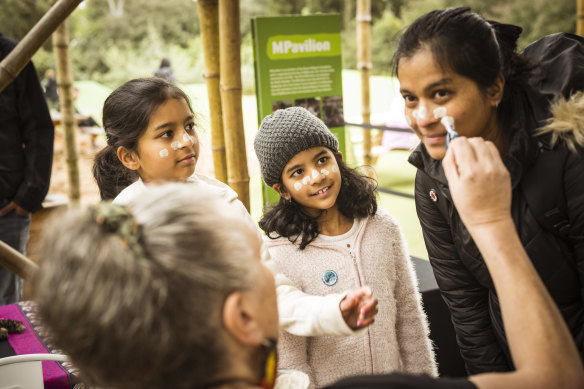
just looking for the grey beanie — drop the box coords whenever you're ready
[254,107,339,186]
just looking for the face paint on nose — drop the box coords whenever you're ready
[159,148,169,158]
[312,169,319,179]
[433,107,447,119]
[171,141,182,150]
[302,176,310,185]
[182,133,194,145]
[294,182,303,191]
[412,104,428,123]
[320,168,329,176]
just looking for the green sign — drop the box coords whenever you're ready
[251,14,346,205]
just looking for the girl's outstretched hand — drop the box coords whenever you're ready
[340,286,379,329]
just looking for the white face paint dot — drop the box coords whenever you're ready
[183,133,194,144]
[312,169,319,179]
[320,168,329,176]
[331,165,338,172]
[171,141,182,150]
[302,176,310,185]
[417,105,427,120]
[294,182,303,191]
[405,116,412,126]
[159,148,169,158]
[433,107,447,119]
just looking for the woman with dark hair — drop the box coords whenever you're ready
[394,6,584,374]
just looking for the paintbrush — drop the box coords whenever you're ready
[441,116,458,148]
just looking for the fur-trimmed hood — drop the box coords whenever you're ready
[537,91,584,153]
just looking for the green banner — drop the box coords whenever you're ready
[252,14,346,206]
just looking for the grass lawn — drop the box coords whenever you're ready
[75,70,428,260]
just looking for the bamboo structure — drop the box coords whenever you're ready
[578,0,584,36]
[0,240,38,280]
[219,0,250,211]
[197,0,228,183]
[0,0,83,92]
[357,0,373,167]
[52,0,81,205]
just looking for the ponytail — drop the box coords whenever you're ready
[489,21,536,131]
[93,145,138,200]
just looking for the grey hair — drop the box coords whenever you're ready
[35,183,256,389]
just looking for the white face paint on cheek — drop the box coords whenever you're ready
[405,116,412,126]
[159,148,169,158]
[312,169,319,179]
[171,141,182,150]
[294,182,303,191]
[320,168,329,176]
[331,165,338,173]
[433,107,447,119]
[302,176,310,185]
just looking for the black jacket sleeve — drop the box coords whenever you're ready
[565,148,584,347]
[414,171,511,374]
[12,59,55,212]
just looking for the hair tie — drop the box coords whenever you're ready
[88,202,145,258]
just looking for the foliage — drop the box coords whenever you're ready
[4,0,579,89]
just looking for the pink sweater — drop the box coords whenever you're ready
[265,208,437,387]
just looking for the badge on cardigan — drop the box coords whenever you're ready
[322,270,338,286]
[429,189,438,202]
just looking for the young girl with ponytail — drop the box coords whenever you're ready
[395,6,584,374]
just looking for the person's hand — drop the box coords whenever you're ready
[340,286,378,329]
[442,137,511,231]
[0,201,30,217]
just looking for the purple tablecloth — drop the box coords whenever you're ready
[0,301,73,389]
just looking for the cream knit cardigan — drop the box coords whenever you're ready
[265,208,437,387]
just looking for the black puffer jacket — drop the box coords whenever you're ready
[408,34,584,374]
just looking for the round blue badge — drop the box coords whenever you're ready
[322,270,338,286]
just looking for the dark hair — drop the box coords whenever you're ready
[160,58,171,68]
[392,6,534,136]
[259,153,377,250]
[93,77,194,200]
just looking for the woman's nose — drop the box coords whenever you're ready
[412,103,438,127]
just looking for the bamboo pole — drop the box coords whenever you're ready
[0,0,83,92]
[357,0,373,167]
[197,0,228,184]
[0,240,38,280]
[578,0,584,36]
[52,0,81,205]
[219,0,250,211]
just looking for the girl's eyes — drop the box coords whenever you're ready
[160,130,173,139]
[291,169,304,177]
[317,156,328,165]
[185,123,196,133]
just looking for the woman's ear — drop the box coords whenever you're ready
[487,73,505,107]
[335,151,343,161]
[117,146,140,171]
[272,183,291,201]
[223,292,264,346]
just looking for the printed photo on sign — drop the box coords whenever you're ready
[294,97,321,119]
[272,100,292,113]
[323,95,344,127]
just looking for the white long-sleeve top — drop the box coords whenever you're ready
[114,174,356,338]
